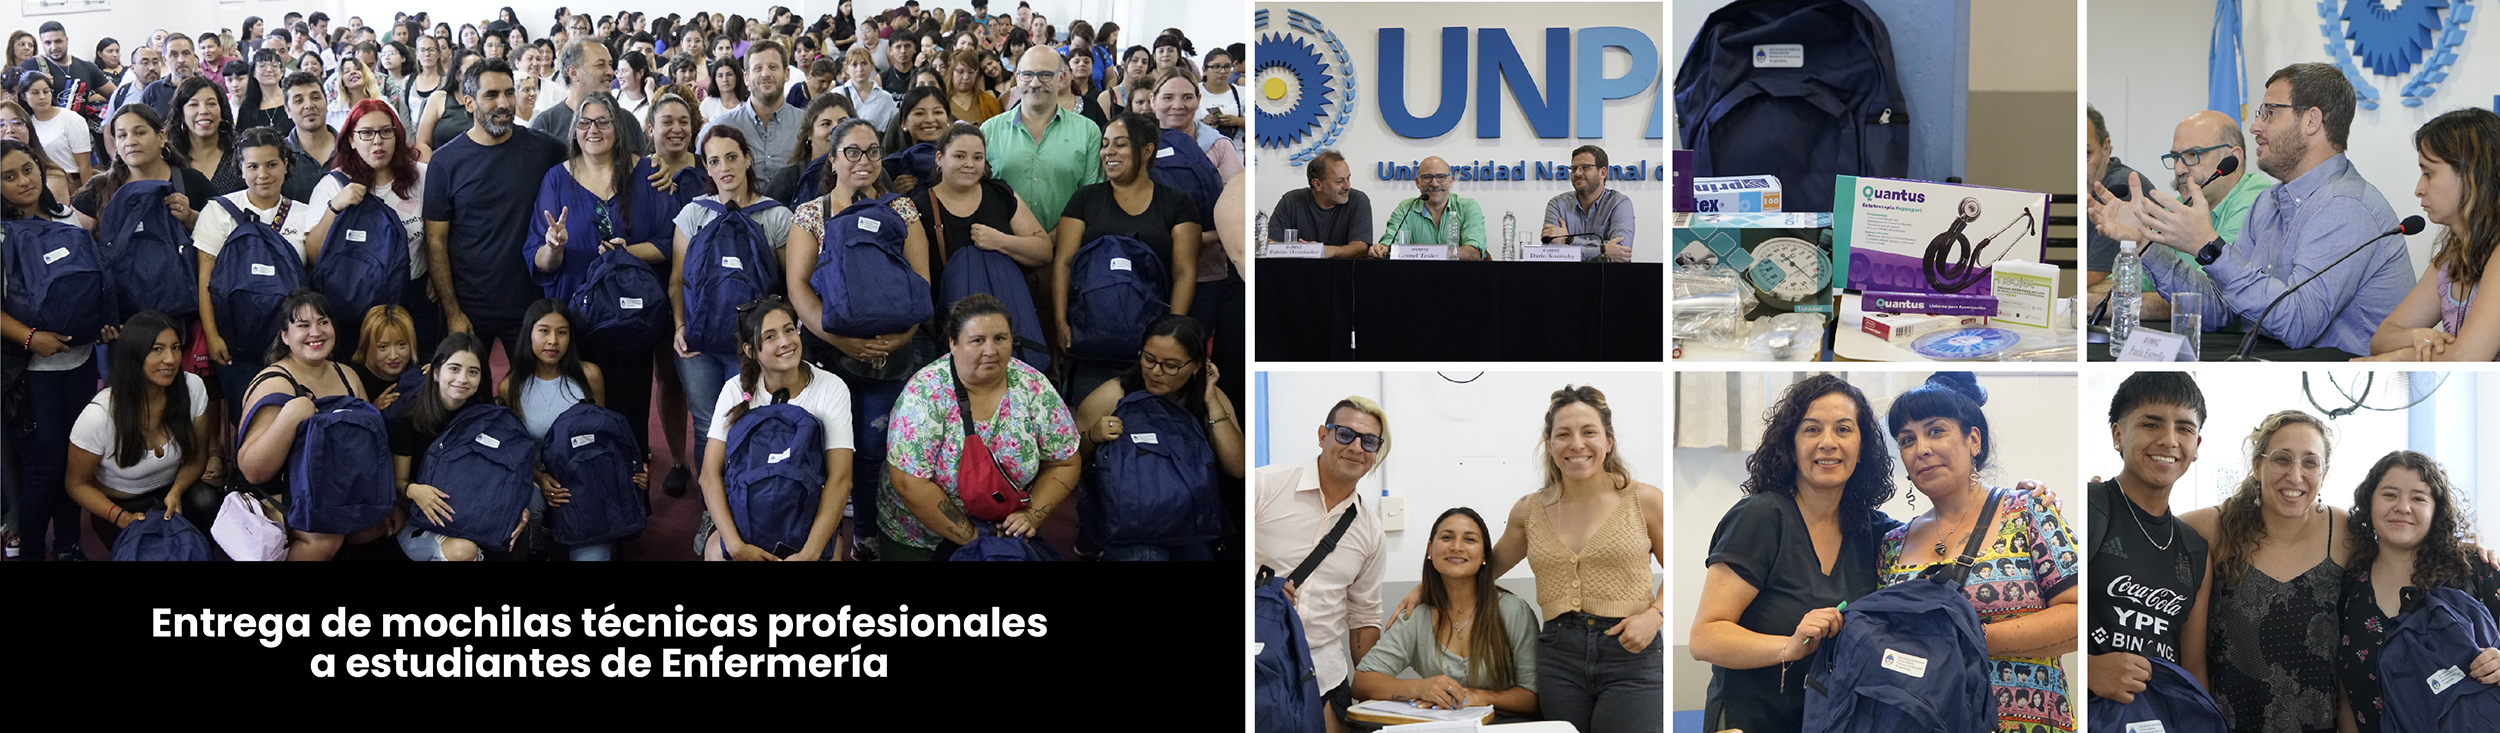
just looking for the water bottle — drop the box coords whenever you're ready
[2110,239,2143,349]
[1254,211,1268,256]
[1502,210,1518,260]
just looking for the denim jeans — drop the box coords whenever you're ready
[1538,612,1665,733]
[1100,542,1214,561]
[675,352,741,468]
[14,361,100,559]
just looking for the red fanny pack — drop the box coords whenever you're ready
[953,374,1029,522]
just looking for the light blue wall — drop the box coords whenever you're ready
[1671,0,1969,181]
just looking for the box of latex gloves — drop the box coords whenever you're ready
[1673,212,1833,313]
[1689,175,1782,213]
[1833,176,2048,299]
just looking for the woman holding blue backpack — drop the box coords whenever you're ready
[693,296,854,561]
[305,98,437,360]
[881,294,1080,561]
[64,310,216,555]
[1051,113,1198,403]
[387,332,524,562]
[670,125,792,502]
[234,289,387,561]
[1070,313,1239,561]
[2,137,109,561]
[194,127,322,424]
[2335,451,2500,732]
[493,298,643,562]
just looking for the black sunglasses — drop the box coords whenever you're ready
[1323,423,1383,452]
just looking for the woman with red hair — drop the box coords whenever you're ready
[306,98,442,358]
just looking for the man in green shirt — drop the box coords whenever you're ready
[980,46,1102,235]
[2134,110,2276,317]
[1376,156,1488,260]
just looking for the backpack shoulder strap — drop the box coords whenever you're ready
[211,195,247,223]
[1945,488,2006,586]
[244,364,309,400]
[1288,500,1359,588]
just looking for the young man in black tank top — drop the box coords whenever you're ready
[2089,372,2210,703]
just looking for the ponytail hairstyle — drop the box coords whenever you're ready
[407,331,489,437]
[2212,409,2335,585]
[104,310,197,469]
[819,116,886,201]
[499,298,593,428]
[1415,506,1519,691]
[1111,313,1210,419]
[2417,108,2500,290]
[722,295,802,429]
[1540,384,1630,490]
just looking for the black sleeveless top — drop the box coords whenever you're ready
[914,178,1021,292]
[2208,514,2341,733]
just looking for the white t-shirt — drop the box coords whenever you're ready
[31,108,92,175]
[307,164,429,279]
[191,191,320,260]
[69,372,210,494]
[706,363,856,452]
[700,96,735,122]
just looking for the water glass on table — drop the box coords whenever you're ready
[2169,291,2202,358]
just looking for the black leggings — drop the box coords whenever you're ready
[89,483,227,552]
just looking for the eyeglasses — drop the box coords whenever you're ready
[2262,449,2324,478]
[1569,164,1603,173]
[575,116,613,131]
[1139,354,1192,376]
[2254,102,2309,122]
[1013,70,1058,83]
[1416,173,1451,184]
[1323,424,1383,452]
[0,119,23,129]
[351,126,399,140]
[2158,144,2231,170]
[837,144,882,162]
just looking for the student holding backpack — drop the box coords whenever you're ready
[1051,113,1197,401]
[2088,373,2214,708]
[693,296,854,561]
[2334,451,2500,733]
[671,125,793,499]
[1070,313,1238,561]
[346,304,420,414]
[193,127,321,422]
[912,122,1054,368]
[388,332,524,562]
[234,289,388,561]
[527,91,675,476]
[69,102,212,234]
[492,298,637,561]
[305,98,436,359]
[880,294,1079,561]
[64,311,216,555]
[2,137,113,561]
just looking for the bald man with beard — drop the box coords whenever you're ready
[1376,156,1489,260]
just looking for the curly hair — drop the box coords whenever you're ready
[1743,374,1896,530]
[2213,409,2335,586]
[2345,450,2483,590]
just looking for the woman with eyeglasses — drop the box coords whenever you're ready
[1198,48,1244,150]
[880,294,1080,561]
[307,99,436,358]
[236,49,294,137]
[2176,410,2350,732]
[1070,313,1240,561]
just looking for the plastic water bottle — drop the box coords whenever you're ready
[1254,211,1268,256]
[1502,210,1518,260]
[2110,239,2143,349]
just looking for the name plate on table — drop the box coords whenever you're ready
[1521,246,1582,262]
[1261,243,1325,258]
[1390,244,1449,261]
[2113,329,2192,362]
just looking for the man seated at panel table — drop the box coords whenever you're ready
[1540,144,1634,262]
[1267,148,1374,258]
[1377,156,1487,260]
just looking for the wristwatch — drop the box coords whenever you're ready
[2195,237,2226,267]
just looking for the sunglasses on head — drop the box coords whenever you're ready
[1323,423,1382,452]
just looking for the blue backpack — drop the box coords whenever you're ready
[380,365,429,420]
[542,402,648,545]
[1083,391,1219,547]
[1255,566,1328,733]
[409,404,538,545]
[721,402,827,554]
[681,198,787,354]
[1151,128,1224,229]
[1066,235,1169,361]
[881,142,937,186]
[2088,656,2226,733]
[238,369,395,535]
[110,510,211,561]
[809,193,932,338]
[208,197,309,357]
[935,228,1051,371]
[2381,586,2500,732]
[570,246,670,348]
[1803,490,1999,733]
[792,154,829,206]
[1674,0,1910,213]
[950,525,1063,561]
[96,178,199,319]
[309,172,409,347]
[3,218,116,342]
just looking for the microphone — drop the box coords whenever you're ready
[2227,215,2426,360]
[2199,156,2239,188]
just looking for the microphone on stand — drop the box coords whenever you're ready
[2227,215,2427,361]
[2199,156,2239,188]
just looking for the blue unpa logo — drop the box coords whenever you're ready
[2318,0,2476,109]
[1376,26,1665,140]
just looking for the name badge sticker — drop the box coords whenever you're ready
[1155,147,1175,159]
[1752,44,1804,68]
[345,229,368,242]
[251,264,277,276]
[475,433,501,449]
[1879,649,1928,678]
[721,256,743,269]
[768,448,792,464]
[41,247,68,264]
[1130,433,1158,444]
[857,217,881,233]
[2431,665,2466,695]
[1109,257,1133,272]
[2124,723,2167,733]
[570,434,596,448]
[620,297,644,309]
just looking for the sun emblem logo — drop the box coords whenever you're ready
[1255,8,1357,166]
[2319,0,2474,109]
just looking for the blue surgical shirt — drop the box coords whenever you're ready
[2144,153,2406,355]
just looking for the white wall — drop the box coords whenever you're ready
[1260,370,1666,586]
[1671,371,2080,707]
[1253,2,1666,261]
[2089,0,2496,277]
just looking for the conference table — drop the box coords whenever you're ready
[1255,259,1663,361]
[2086,321,2354,361]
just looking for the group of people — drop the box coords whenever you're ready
[1255,386,1665,732]
[1264,146,1640,263]
[1692,372,2079,733]
[2087,372,2500,732]
[2086,61,2500,360]
[1,2,1248,562]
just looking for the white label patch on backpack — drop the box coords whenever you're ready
[620,297,644,309]
[1109,257,1132,272]
[1155,147,1175,159]
[2431,665,2466,695]
[345,229,367,242]
[857,216,880,233]
[251,264,276,276]
[721,256,743,269]
[570,434,595,448]
[768,448,792,464]
[134,222,144,233]
[1130,432,1157,444]
[2125,723,2167,733]
[1752,44,1804,68]
[475,432,501,449]
[1879,649,1927,678]
[41,247,68,264]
